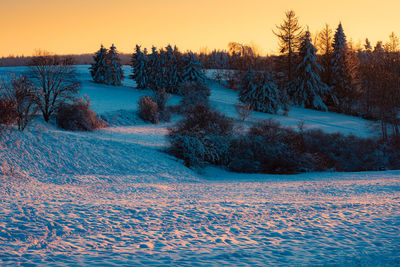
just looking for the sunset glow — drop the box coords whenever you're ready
[1,0,399,56]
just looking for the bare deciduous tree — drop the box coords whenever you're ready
[29,51,80,122]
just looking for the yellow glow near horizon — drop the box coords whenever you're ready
[1,0,399,57]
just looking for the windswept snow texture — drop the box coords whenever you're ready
[1,174,400,266]
[0,66,398,266]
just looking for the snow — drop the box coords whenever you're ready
[0,66,398,265]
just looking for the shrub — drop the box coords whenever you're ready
[235,102,253,121]
[153,89,170,112]
[6,76,38,131]
[0,96,17,129]
[168,105,234,167]
[138,96,159,124]
[179,82,211,113]
[56,97,106,131]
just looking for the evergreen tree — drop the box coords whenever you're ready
[147,46,163,90]
[105,44,124,86]
[330,23,354,112]
[273,10,303,82]
[239,69,282,114]
[182,52,205,83]
[130,45,148,89]
[90,45,108,84]
[164,45,181,94]
[292,31,330,111]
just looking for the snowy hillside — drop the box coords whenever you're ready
[0,66,399,266]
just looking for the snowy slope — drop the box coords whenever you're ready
[0,66,399,266]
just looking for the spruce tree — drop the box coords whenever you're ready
[182,52,205,83]
[330,23,354,112]
[130,45,148,89]
[105,44,124,86]
[147,46,163,90]
[164,45,181,94]
[292,30,330,111]
[239,69,281,114]
[90,45,108,84]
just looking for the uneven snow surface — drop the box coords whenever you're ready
[0,66,399,266]
[1,174,399,266]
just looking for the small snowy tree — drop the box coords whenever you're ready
[105,44,124,86]
[239,69,282,114]
[130,45,148,89]
[182,52,205,83]
[291,30,330,111]
[90,45,108,84]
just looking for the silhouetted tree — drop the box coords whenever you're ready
[273,10,303,82]
[29,51,80,122]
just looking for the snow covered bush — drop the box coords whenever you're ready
[227,119,390,173]
[179,82,210,113]
[228,120,309,173]
[168,105,233,167]
[138,96,159,124]
[56,97,106,131]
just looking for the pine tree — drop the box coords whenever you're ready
[239,69,282,114]
[130,45,148,89]
[90,45,108,84]
[292,31,330,111]
[182,52,205,83]
[330,23,355,112]
[105,44,124,86]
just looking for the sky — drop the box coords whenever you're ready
[1,0,399,57]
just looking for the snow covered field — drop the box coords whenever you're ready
[0,66,399,266]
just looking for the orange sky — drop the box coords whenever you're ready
[1,0,399,57]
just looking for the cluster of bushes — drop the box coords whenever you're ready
[168,105,400,173]
[138,81,210,124]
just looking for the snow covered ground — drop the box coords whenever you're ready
[0,66,399,266]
